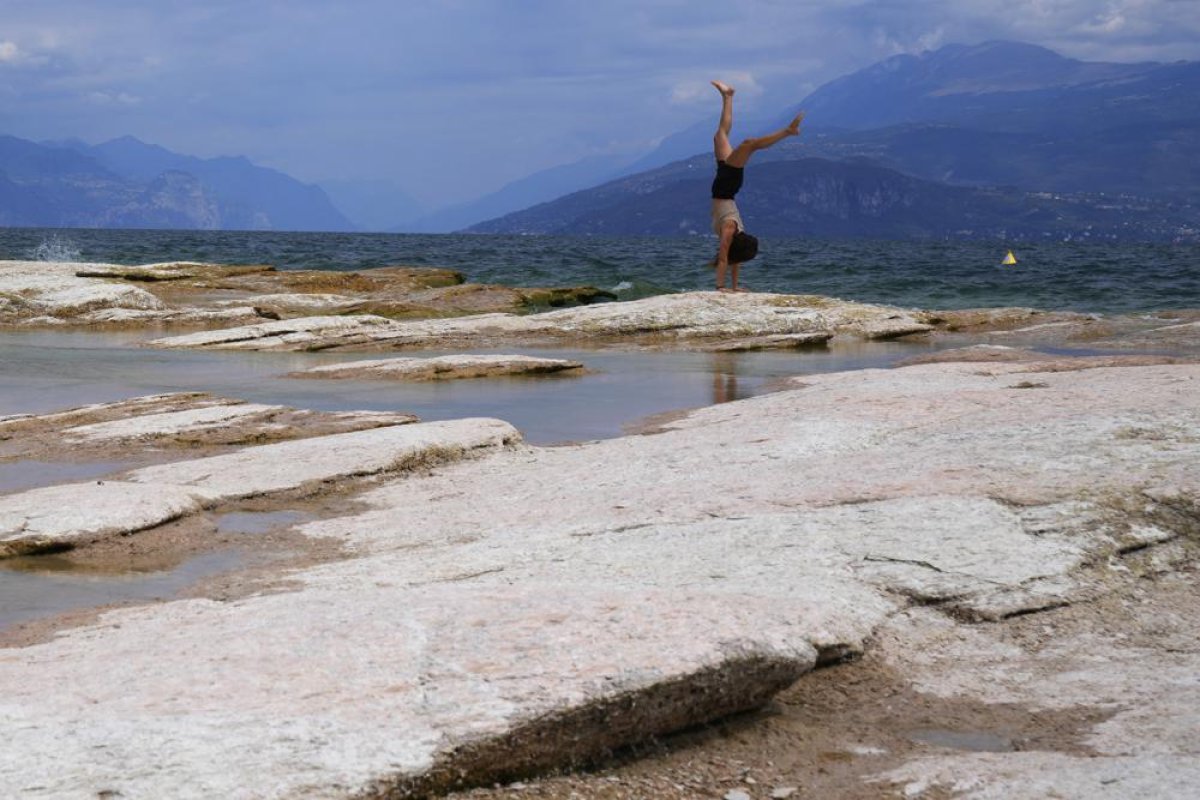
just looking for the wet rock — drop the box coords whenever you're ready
[0,417,519,556]
[123,417,521,502]
[0,393,419,462]
[1,360,1197,796]
[147,292,936,351]
[896,345,1198,370]
[704,332,833,352]
[288,354,585,381]
[1089,319,1200,351]
[0,482,204,557]
[350,283,616,319]
[923,307,1087,332]
[74,262,274,282]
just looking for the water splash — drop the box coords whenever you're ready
[28,234,82,262]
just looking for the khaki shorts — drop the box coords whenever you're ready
[711,199,743,236]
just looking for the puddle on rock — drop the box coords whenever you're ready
[908,728,1016,752]
[215,510,315,535]
[0,459,133,495]
[0,548,248,633]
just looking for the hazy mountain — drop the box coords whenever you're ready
[467,153,1197,242]
[405,153,632,232]
[467,41,1200,239]
[3,135,354,231]
[795,41,1176,132]
[82,136,354,231]
[779,41,1200,199]
[321,178,426,232]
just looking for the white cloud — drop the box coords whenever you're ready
[87,90,142,106]
[0,41,21,63]
[671,71,764,106]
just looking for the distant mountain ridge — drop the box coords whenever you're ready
[468,40,1200,240]
[467,152,1198,241]
[0,135,353,231]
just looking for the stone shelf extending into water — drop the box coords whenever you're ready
[1,359,1197,797]
[287,354,585,381]
[0,417,521,557]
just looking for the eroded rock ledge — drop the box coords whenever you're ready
[0,417,521,557]
[145,292,936,351]
[0,260,613,327]
[1,359,1197,798]
[288,354,585,381]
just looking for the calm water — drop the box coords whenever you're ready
[2,227,1198,313]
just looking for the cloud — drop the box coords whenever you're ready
[670,72,764,106]
[87,90,142,106]
[0,0,1197,208]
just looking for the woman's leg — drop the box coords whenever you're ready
[711,81,735,162]
[725,112,804,168]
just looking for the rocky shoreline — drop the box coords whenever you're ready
[1,259,1199,798]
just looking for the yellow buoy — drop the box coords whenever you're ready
[1001,250,1018,265]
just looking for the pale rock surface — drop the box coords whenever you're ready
[873,582,1200,798]
[0,482,204,557]
[219,292,359,311]
[0,418,519,556]
[27,282,166,315]
[62,403,288,441]
[0,361,1197,797]
[290,354,585,381]
[147,292,934,351]
[124,417,520,502]
[147,314,401,350]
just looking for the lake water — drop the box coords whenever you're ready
[2,227,1198,313]
[1,227,1197,632]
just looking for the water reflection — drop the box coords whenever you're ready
[709,353,742,404]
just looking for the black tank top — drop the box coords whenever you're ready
[711,160,744,200]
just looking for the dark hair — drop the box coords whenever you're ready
[728,231,758,263]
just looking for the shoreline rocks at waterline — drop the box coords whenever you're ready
[0,260,614,328]
[287,354,585,381]
[145,292,934,352]
[1,359,1197,797]
[0,417,520,557]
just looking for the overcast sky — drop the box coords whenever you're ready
[2,1,1198,209]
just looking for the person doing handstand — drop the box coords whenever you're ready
[710,80,804,292]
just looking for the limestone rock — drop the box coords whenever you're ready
[74,262,274,282]
[147,292,937,351]
[146,314,402,350]
[0,482,204,557]
[0,360,1197,797]
[289,354,585,381]
[1,393,420,461]
[123,417,521,502]
[0,417,519,556]
[62,403,292,441]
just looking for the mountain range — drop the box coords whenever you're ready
[0,135,352,231]
[1,41,1197,238]
[468,41,1200,240]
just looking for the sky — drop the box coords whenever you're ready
[2,0,1199,212]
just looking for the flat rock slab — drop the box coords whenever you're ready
[0,393,419,463]
[1,261,611,327]
[1,360,1197,797]
[0,417,520,556]
[124,416,520,501]
[147,292,936,351]
[0,482,204,557]
[289,354,585,381]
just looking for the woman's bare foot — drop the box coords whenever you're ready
[711,80,735,97]
[716,286,736,293]
[785,112,805,136]
[734,286,751,293]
